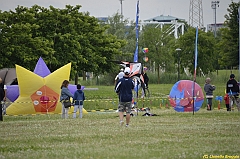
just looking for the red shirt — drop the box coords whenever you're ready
[224,94,229,104]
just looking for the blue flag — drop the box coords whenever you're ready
[133,0,139,62]
[194,27,198,80]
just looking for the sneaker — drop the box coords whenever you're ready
[125,124,129,127]
[120,120,124,126]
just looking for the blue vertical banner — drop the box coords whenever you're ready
[192,26,198,115]
[133,0,139,62]
[194,27,198,81]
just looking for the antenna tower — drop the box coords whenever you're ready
[189,0,204,28]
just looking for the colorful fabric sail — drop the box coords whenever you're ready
[142,48,148,53]
[169,80,204,112]
[143,57,148,62]
[6,57,87,115]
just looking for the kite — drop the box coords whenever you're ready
[6,57,87,115]
[143,57,148,62]
[169,80,204,112]
[142,48,148,53]
[6,57,85,102]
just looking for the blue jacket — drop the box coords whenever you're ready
[60,87,73,101]
[115,76,134,102]
[73,90,85,105]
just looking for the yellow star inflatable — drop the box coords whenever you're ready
[7,63,87,115]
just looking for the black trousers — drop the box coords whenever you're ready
[207,98,213,110]
[0,103,3,121]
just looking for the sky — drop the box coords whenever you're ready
[0,0,239,28]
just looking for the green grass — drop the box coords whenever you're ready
[81,82,229,111]
[0,109,239,159]
[1,81,240,159]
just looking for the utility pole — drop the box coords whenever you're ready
[176,48,181,81]
[119,0,124,18]
[211,1,220,38]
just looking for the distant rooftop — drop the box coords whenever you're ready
[97,17,108,22]
[144,15,185,23]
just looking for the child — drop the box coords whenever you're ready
[224,93,230,111]
[204,77,216,111]
[73,84,85,118]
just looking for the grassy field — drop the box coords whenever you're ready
[0,109,239,159]
[80,82,229,111]
[1,82,240,159]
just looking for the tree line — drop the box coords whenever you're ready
[0,2,239,84]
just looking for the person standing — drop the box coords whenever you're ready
[114,68,125,85]
[115,67,134,127]
[0,78,7,116]
[226,74,240,111]
[0,78,7,102]
[224,93,230,111]
[0,82,4,121]
[143,67,149,89]
[73,84,85,118]
[204,77,216,111]
[60,80,74,119]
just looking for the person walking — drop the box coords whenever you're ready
[226,74,240,111]
[204,77,216,111]
[115,67,134,127]
[73,84,85,118]
[60,80,74,119]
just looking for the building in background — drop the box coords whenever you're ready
[207,23,225,32]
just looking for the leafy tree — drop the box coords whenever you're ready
[0,6,54,69]
[218,1,240,69]
[140,25,174,83]
[0,5,126,84]
[176,27,216,75]
[104,12,135,62]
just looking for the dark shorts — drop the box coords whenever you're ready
[118,102,132,114]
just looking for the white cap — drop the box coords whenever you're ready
[124,67,131,75]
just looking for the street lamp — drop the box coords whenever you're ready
[119,0,124,20]
[211,1,220,38]
[176,48,181,81]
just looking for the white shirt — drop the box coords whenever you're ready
[4,85,7,90]
[115,72,124,80]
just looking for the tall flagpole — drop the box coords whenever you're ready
[133,0,139,116]
[133,0,139,62]
[193,27,198,115]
